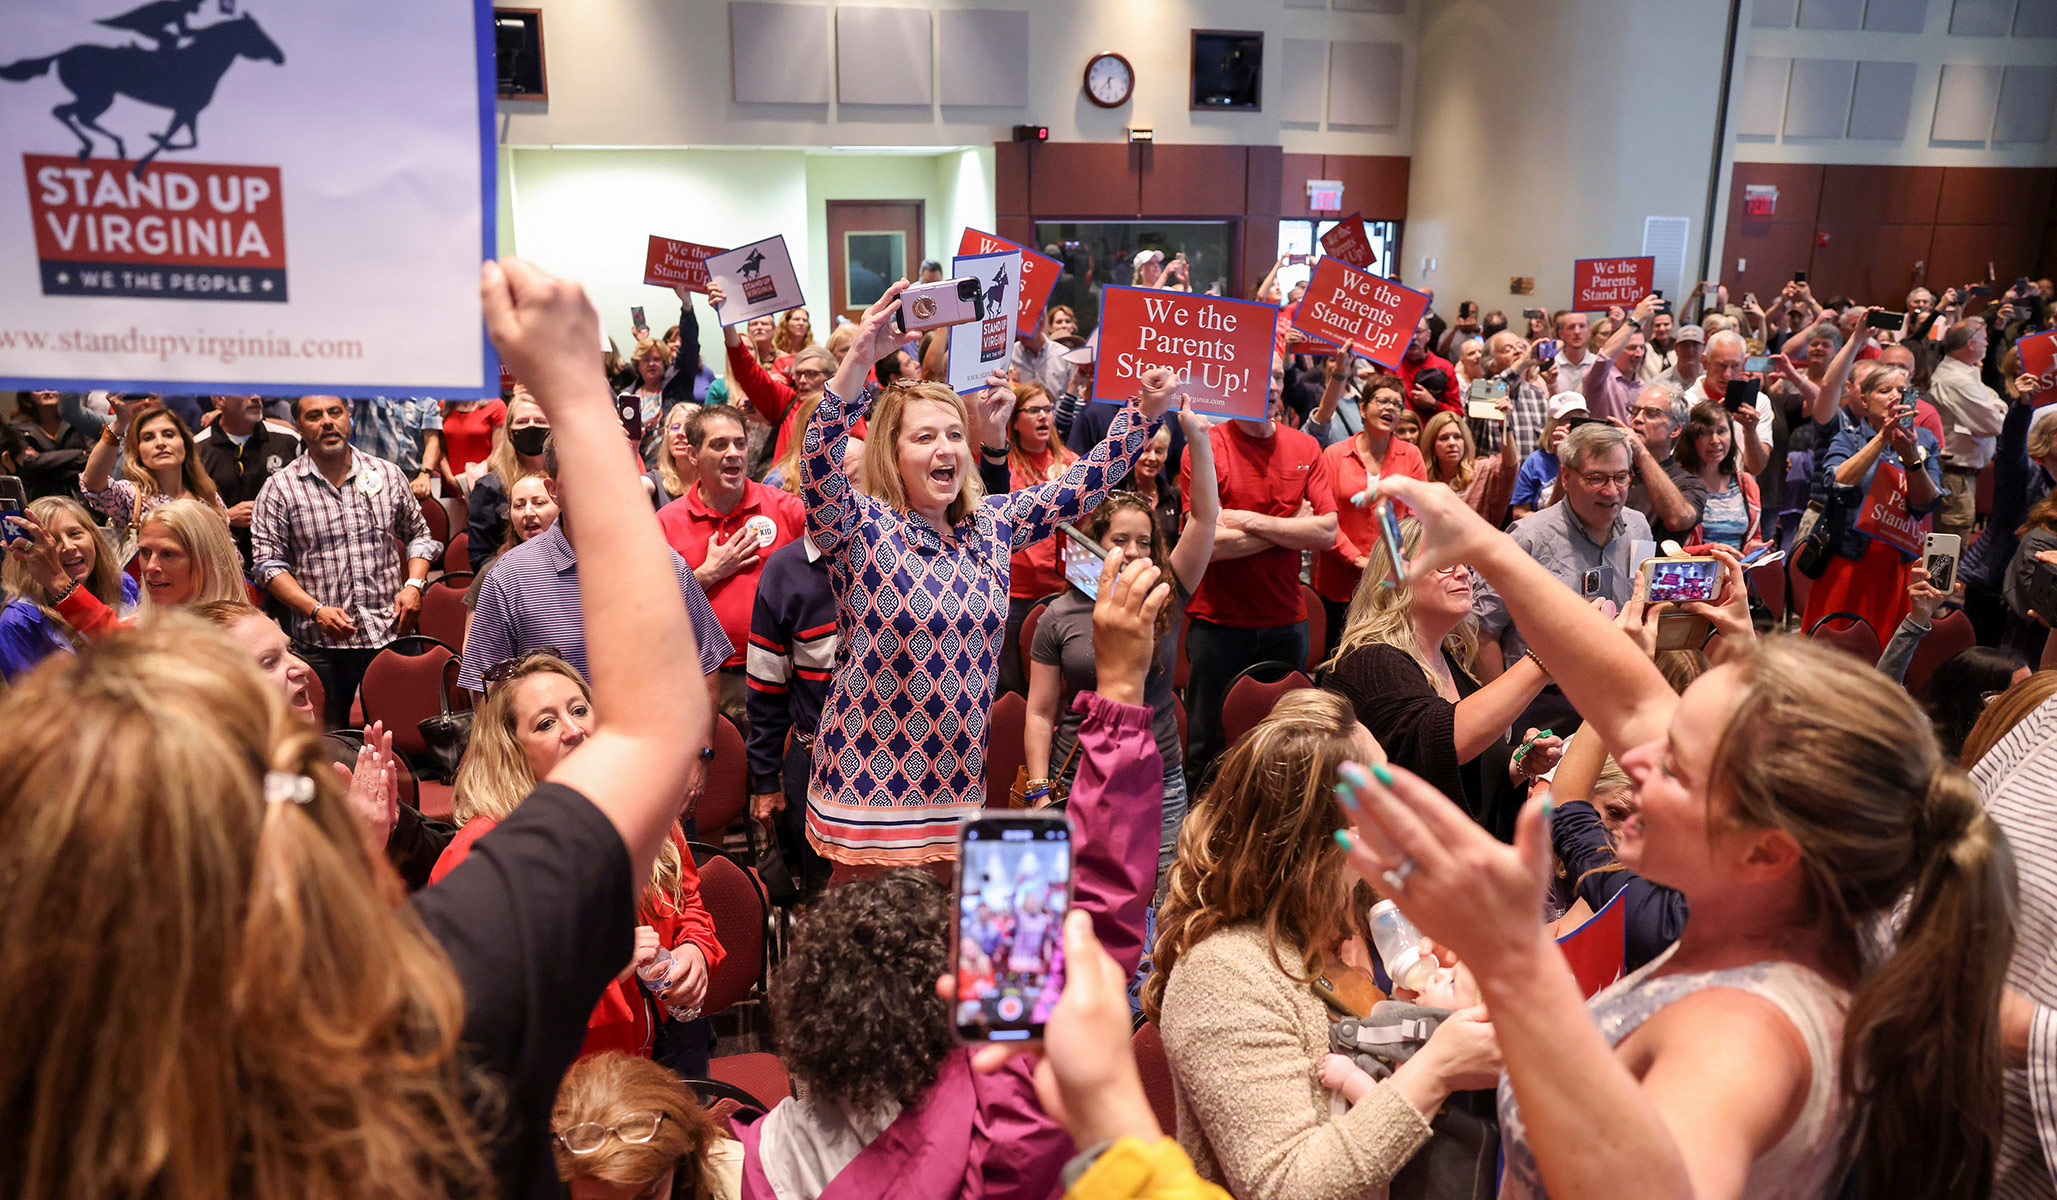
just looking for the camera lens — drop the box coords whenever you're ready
[956,279,978,299]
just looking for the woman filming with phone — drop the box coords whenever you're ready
[1803,364,1942,638]
[798,278,1171,875]
[1334,471,2013,1200]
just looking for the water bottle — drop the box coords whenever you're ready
[1369,899,1435,994]
[637,946,674,999]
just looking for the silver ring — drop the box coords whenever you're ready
[1381,857,1417,893]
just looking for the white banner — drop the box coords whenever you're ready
[0,0,496,396]
[947,248,1020,395]
[708,234,802,328]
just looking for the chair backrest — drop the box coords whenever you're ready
[1018,594,1056,685]
[1747,559,1785,630]
[1905,608,1975,698]
[1556,884,1627,999]
[417,495,450,546]
[1787,556,1814,621]
[1806,611,1883,663]
[359,636,458,763]
[443,531,470,576]
[1132,1021,1179,1137]
[679,1076,771,1119]
[707,1051,792,1107]
[695,852,769,1020]
[1174,619,1191,694]
[1975,463,1995,521]
[986,691,1028,810]
[1300,583,1327,672]
[1220,661,1314,749]
[697,714,750,845]
[420,574,472,654]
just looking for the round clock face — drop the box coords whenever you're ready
[1085,52,1133,108]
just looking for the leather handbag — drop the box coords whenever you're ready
[415,667,473,782]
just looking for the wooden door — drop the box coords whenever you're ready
[827,200,924,322]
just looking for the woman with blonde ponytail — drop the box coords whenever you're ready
[1335,473,2017,1200]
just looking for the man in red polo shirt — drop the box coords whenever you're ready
[1179,361,1338,784]
[658,407,805,727]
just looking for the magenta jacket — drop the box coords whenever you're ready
[733,690,1163,1200]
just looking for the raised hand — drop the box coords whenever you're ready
[1091,554,1171,708]
[968,372,1017,446]
[480,258,611,416]
[1135,365,1179,422]
[1175,391,1210,443]
[1362,475,1501,586]
[4,513,72,596]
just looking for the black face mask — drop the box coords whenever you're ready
[509,425,549,457]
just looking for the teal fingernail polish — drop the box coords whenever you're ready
[1371,763,1395,786]
[1334,782,1360,809]
[1333,829,1354,850]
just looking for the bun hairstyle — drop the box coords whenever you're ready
[1706,637,2015,1200]
[0,616,489,1200]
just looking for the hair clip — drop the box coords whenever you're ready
[263,770,316,807]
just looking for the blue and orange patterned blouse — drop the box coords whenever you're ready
[801,382,1151,866]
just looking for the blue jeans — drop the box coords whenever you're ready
[1158,759,1189,897]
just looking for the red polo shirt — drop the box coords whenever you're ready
[1181,420,1337,629]
[1313,434,1426,603]
[657,480,807,667]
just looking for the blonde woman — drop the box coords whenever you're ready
[10,497,247,642]
[644,401,703,509]
[1421,408,1517,524]
[80,396,225,552]
[466,391,549,572]
[551,1052,742,1200]
[800,280,1169,871]
[0,495,135,681]
[435,650,724,1072]
[1321,515,1555,842]
[1145,689,1503,1200]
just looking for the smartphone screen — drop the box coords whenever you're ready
[955,814,1073,1042]
[1643,558,1720,603]
[630,305,647,331]
[1743,355,1772,373]
[0,475,27,544]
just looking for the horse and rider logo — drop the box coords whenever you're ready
[979,265,1012,362]
[739,245,779,304]
[4,2,289,301]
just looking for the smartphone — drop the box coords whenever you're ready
[1866,309,1907,330]
[2026,557,2057,624]
[629,305,647,333]
[1969,284,1991,299]
[1898,385,1918,428]
[1723,377,1762,413]
[954,812,1073,1042]
[895,276,986,334]
[0,476,27,545]
[1924,532,1962,593]
[1792,271,1808,284]
[1700,282,1719,298]
[1285,253,1312,266]
[1639,555,1721,604]
[1534,338,1559,361]
[1465,378,1508,421]
[1744,355,1773,373]
[616,396,644,445]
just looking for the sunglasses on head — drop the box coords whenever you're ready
[483,647,564,686]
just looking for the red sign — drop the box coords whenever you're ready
[957,228,1061,335]
[643,236,724,292]
[1290,257,1431,370]
[1572,257,1655,311]
[2019,330,2057,407]
[1092,285,1279,420]
[1854,462,1926,558]
[26,155,287,302]
[1319,213,1374,269]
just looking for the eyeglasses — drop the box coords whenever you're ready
[1629,406,1671,421]
[1018,405,1054,417]
[554,1112,667,1155]
[791,368,828,382]
[1574,470,1635,491]
[483,647,563,686]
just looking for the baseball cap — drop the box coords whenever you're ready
[1547,392,1590,421]
[1132,249,1165,271]
[1672,324,1706,345]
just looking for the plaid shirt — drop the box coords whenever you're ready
[1496,367,1549,463]
[251,450,442,649]
[349,397,443,475]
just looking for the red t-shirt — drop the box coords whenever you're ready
[657,480,807,667]
[1313,435,1427,603]
[1181,420,1337,629]
[441,399,506,476]
[1009,447,1077,600]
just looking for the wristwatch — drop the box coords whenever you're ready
[404,578,427,592]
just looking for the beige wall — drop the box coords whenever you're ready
[497,0,1414,156]
[1403,0,1732,316]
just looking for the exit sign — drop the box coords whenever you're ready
[1744,184,1778,217]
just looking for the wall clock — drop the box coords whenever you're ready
[1084,51,1134,108]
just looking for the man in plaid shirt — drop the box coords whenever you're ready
[253,395,443,729]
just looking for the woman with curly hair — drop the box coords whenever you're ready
[552,1052,742,1200]
[735,553,1171,1200]
[1144,688,1503,1200]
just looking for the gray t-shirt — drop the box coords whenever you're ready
[1473,502,1653,661]
[1030,587,1184,782]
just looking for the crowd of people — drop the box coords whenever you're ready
[3,239,2057,1200]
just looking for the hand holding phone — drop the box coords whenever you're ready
[1924,533,1962,594]
[0,476,29,545]
[954,814,1072,1041]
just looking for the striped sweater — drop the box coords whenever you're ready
[745,535,839,796]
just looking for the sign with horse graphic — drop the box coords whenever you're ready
[0,0,500,397]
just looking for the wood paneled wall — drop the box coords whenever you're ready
[1723,162,2057,305]
[996,142,1410,300]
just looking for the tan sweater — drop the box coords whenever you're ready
[1157,923,1433,1200]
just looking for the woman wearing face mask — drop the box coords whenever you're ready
[1024,400,1215,886]
[80,396,225,554]
[1421,408,1517,525]
[0,496,135,682]
[465,473,560,611]
[435,651,726,1073]
[801,280,1174,874]
[466,392,550,572]
[10,497,246,642]
[644,401,703,509]
[998,383,1079,697]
